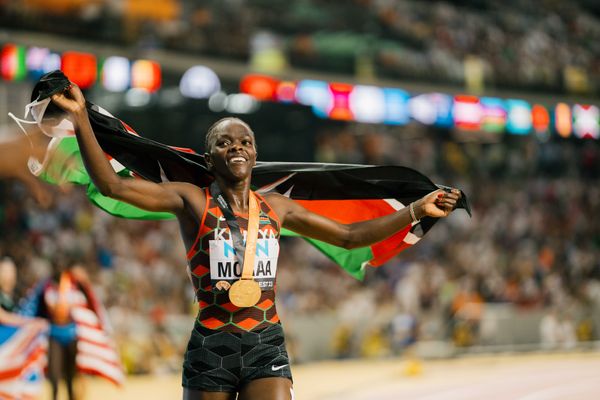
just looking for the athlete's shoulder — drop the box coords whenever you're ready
[260,192,289,209]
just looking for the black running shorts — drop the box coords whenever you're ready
[182,322,293,392]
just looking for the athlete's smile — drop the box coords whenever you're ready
[227,154,248,165]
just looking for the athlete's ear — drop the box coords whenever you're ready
[204,153,213,170]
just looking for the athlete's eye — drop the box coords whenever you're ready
[242,140,252,146]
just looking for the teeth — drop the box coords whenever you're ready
[230,157,245,163]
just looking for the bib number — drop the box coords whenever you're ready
[209,238,279,292]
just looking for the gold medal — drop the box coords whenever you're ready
[229,279,261,307]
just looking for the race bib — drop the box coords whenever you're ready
[209,238,279,292]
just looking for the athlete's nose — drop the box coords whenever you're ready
[229,141,243,153]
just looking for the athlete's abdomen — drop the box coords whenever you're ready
[196,289,279,332]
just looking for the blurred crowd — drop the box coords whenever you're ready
[1,0,599,93]
[1,121,599,371]
[311,124,600,356]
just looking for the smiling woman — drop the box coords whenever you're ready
[49,78,462,400]
[204,118,258,186]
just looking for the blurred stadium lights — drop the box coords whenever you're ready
[240,74,278,101]
[349,85,386,124]
[242,73,600,140]
[26,47,51,80]
[208,91,228,112]
[294,79,331,118]
[327,83,354,121]
[532,105,551,136]
[159,87,185,108]
[0,43,26,81]
[408,94,439,126]
[225,94,260,114]
[125,88,152,108]
[102,56,131,93]
[275,81,296,103]
[573,105,600,139]
[382,88,410,125]
[179,65,221,99]
[131,60,161,93]
[208,91,260,115]
[61,51,97,89]
[1,41,600,140]
[453,95,482,131]
[555,103,573,138]
[480,97,507,133]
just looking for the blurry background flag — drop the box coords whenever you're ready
[17,279,125,387]
[0,320,47,400]
[16,71,470,280]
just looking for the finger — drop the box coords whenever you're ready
[438,203,455,211]
[434,194,458,206]
[436,198,456,208]
[50,93,68,107]
[66,83,85,102]
[439,193,459,202]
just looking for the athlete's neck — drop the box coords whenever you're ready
[214,176,251,214]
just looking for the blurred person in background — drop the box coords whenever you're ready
[0,257,49,400]
[50,82,462,400]
[37,257,86,400]
[0,257,47,328]
[21,255,123,400]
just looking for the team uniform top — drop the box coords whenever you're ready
[186,188,282,333]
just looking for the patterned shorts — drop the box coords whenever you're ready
[182,322,293,392]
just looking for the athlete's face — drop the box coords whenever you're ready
[205,121,257,181]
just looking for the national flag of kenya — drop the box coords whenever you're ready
[24,71,471,280]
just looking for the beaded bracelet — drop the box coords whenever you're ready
[409,202,418,223]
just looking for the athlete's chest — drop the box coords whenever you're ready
[206,216,280,290]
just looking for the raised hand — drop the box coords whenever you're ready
[50,83,86,115]
[416,188,461,219]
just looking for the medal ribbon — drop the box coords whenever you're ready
[209,182,260,281]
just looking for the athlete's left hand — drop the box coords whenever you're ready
[416,188,461,218]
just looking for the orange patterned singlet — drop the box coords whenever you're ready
[186,188,282,333]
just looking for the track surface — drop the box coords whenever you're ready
[43,352,600,399]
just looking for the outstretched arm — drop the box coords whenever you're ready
[267,189,460,249]
[50,84,196,213]
[0,307,47,328]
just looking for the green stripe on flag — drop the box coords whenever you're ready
[39,138,89,185]
[41,137,175,220]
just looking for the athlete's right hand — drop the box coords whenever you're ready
[415,188,461,219]
[51,83,87,116]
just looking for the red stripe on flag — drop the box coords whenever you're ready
[370,225,412,266]
[295,199,397,223]
[120,120,140,136]
[169,146,197,154]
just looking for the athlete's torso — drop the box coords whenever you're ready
[186,188,282,333]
